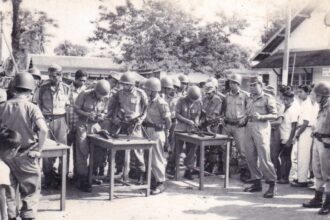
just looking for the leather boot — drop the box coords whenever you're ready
[318,193,330,215]
[263,181,276,198]
[303,190,323,208]
[244,179,262,192]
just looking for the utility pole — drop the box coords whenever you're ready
[281,1,291,86]
[0,3,3,63]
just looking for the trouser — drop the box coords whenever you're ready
[244,121,277,182]
[5,154,40,219]
[296,127,313,182]
[312,139,330,193]
[43,116,68,176]
[115,125,146,173]
[67,129,76,178]
[279,144,293,180]
[75,122,101,181]
[93,146,107,176]
[176,140,196,170]
[270,127,282,179]
[145,127,167,182]
[224,124,248,169]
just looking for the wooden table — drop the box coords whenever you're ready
[88,134,155,200]
[41,139,70,211]
[174,132,232,190]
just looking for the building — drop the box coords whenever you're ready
[252,0,330,89]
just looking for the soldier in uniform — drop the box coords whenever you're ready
[178,75,189,97]
[74,80,110,192]
[243,76,277,198]
[143,78,171,194]
[175,86,203,180]
[108,72,148,182]
[0,73,48,220]
[172,77,181,96]
[222,74,250,182]
[38,64,71,189]
[303,82,330,215]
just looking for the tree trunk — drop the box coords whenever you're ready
[10,0,22,75]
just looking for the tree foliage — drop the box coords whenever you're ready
[88,0,249,76]
[54,40,88,56]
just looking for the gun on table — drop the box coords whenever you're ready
[198,116,224,137]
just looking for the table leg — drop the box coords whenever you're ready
[109,149,115,200]
[199,143,205,191]
[146,147,152,197]
[88,143,94,186]
[61,151,67,211]
[224,140,231,188]
[174,134,180,181]
[123,150,129,182]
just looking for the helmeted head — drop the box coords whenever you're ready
[207,77,219,89]
[161,77,174,90]
[172,77,181,90]
[28,67,41,81]
[95,79,110,98]
[228,74,242,85]
[204,82,216,96]
[14,72,36,92]
[178,74,189,84]
[120,72,136,85]
[313,82,330,104]
[187,85,202,101]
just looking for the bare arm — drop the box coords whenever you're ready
[36,119,48,151]
[0,186,8,220]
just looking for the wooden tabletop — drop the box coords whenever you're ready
[88,134,156,146]
[175,132,232,141]
[42,139,70,151]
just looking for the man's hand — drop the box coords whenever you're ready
[186,120,195,127]
[284,140,293,148]
[88,112,97,121]
[27,151,41,158]
[251,112,262,121]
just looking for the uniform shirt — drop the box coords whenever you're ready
[146,94,171,125]
[164,94,179,119]
[75,89,109,123]
[67,84,86,130]
[108,87,148,120]
[246,92,277,119]
[175,96,202,131]
[0,98,44,149]
[297,97,315,125]
[203,94,222,119]
[38,82,71,115]
[224,89,249,120]
[0,160,10,186]
[280,104,299,144]
[314,101,330,144]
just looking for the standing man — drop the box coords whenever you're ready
[0,73,48,220]
[108,72,148,182]
[178,75,189,97]
[222,74,250,182]
[243,76,278,198]
[38,64,71,189]
[175,85,203,180]
[143,78,171,195]
[303,82,330,215]
[74,80,110,192]
[67,70,87,180]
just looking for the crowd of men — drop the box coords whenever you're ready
[1,63,330,220]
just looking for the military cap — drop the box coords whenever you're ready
[250,76,263,85]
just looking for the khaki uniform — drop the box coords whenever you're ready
[144,94,171,182]
[108,88,148,173]
[312,101,330,192]
[245,92,277,182]
[175,96,202,169]
[0,98,45,219]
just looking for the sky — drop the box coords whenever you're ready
[0,0,306,58]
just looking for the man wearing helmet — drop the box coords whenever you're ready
[175,85,203,180]
[222,74,251,182]
[108,72,148,182]
[74,80,110,192]
[0,73,48,220]
[38,64,71,189]
[303,82,330,215]
[178,74,189,97]
[143,77,171,195]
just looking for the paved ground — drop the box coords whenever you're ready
[37,174,330,220]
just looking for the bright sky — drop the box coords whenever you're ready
[0,0,304,58]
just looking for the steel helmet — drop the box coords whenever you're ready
[172,77,181,88]
[161,77,174,89]
[144,77,161,92]
[28,67,41,80]
[207,77,218,88]
[120,72,136,85]
[95,79,111,96]
[204,82,216,94]
[313,82,330,97]
[178,74,189,84]
[228,74,242,85]
[14,72,36,91]
[109,71,122,81]
[187,85,202,101]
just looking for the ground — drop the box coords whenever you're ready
[37,174,329,220]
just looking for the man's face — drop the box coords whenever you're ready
[205,92,213,99]
[250,83,262,95]
[181,82,188,91]
[229,81,239,92]
[75,76,87,87]
[297,88,308,100]
[164,87,173,96]
[283,96,293,107]
[315,94,323,104]
[49,71,62,86]
[122,83,134,92]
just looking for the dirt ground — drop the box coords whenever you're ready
[37,174,329,220]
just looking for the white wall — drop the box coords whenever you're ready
[312,67,330,84]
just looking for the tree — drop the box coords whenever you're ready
[54,40,88,56]
[88,0,249,76]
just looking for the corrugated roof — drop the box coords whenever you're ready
[253,49,330,69]
[252,0,319,61]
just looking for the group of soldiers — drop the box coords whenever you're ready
[2,62,330,219]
